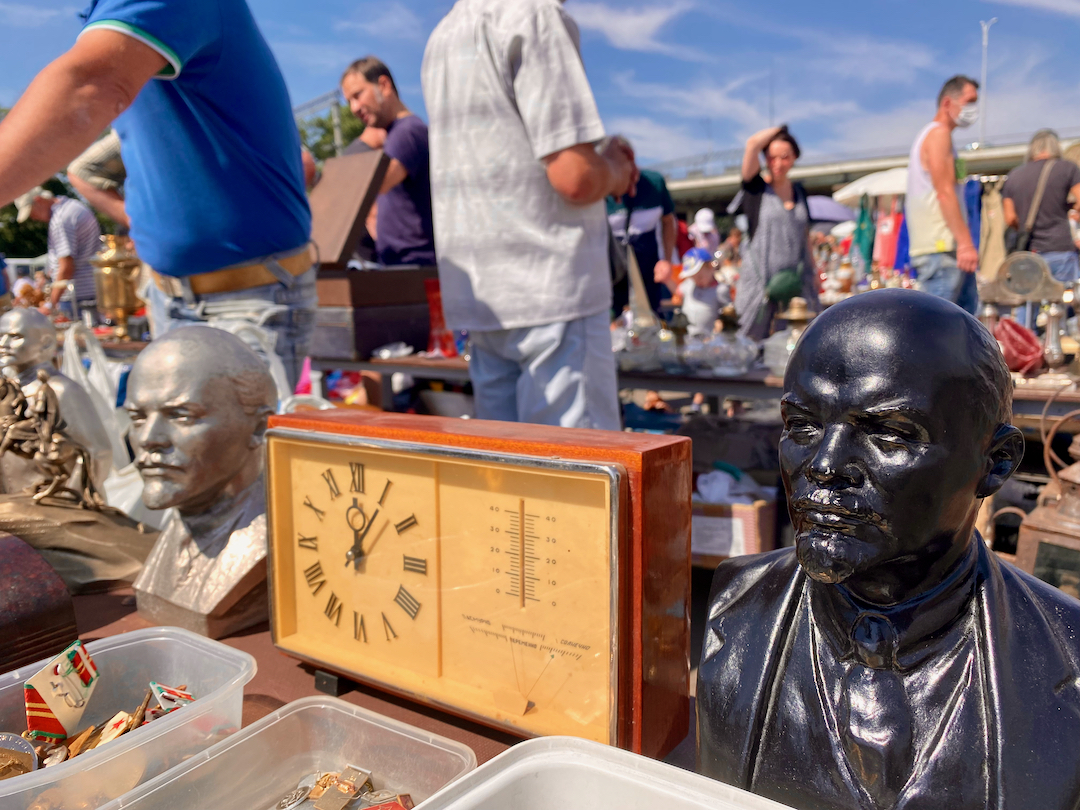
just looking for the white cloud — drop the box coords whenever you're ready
[270,41,360,76]
[334,1,424,41]
[612,71,858,136]
[0,2,62,27]
[811,99,934,158]
[605,115,714,162]
[809,37,937,85]
[810,41,1080,158]
[571,1,706,61]
[694,4,938,85]
[984,0,1080,16]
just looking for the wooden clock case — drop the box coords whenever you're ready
[266,410,691,759]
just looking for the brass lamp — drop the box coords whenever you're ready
[90,235,143,340]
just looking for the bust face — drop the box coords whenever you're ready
[779,293,995,592]
[0,309,54,373]
[126,348,261,514]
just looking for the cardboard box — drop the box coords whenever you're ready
[691,499,776,569]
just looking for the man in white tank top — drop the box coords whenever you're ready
[905,75,980,312]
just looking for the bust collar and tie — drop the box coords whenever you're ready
[808,541,981,808]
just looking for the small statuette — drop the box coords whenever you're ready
[38,743,69,768]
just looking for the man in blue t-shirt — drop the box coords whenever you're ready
[341,57,436,267]
[0,0,314,388]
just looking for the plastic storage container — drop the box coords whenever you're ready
[96,696,477,810]
[0,626,256,809]
[413,737,795,810]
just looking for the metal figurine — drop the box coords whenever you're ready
[0,370,102,506]
[697,289,1080,810]
[128,326,276,638]
[0,308,112,491]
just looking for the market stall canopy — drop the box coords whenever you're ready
[807,196,855,223]
[832,167,908,207]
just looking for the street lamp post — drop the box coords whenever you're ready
[980,17,998,149]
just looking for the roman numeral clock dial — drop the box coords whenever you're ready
[279,448,440,678]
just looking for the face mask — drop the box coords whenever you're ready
[955,103,979,128]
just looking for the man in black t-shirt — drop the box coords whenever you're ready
[1003,129,1080,283]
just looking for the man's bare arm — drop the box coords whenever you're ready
[1070,183,1080,212]
[68,175,129,228]
[49,256,75,309]
[544,139,636,206]
[377,159,408,195]
[923,127,977,271]
[0,30,165,207]
[655,212,677,285]
[1002,197,1019,230]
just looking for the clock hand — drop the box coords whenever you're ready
[346,507,379,565]
[360,520,390,558]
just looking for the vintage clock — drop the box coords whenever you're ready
[265,410,691,758]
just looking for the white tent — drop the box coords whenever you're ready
[832,167,908,207]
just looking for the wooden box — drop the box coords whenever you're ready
[309,151,389,269]
[264,410,692,759]
[312,267,440,361]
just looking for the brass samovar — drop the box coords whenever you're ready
[90,235,143,340]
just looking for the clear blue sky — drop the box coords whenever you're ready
[2,0,1078,164]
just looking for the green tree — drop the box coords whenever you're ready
[298,104,365,162]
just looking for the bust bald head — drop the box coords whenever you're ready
[0,308,58,374]
[779,290,1023,603]
[126,327,277,514]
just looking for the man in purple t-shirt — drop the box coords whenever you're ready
[341,56,436,266]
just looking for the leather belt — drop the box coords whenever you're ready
[152,244,315,297]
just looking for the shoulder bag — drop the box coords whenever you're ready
[1015,159,1056,253]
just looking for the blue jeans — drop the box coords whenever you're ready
[468,311,621,430]
[146,266,317,391]
[912,252,978,314]
[1042,251,1080,285]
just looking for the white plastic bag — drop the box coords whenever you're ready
[209,319,293,404]
[60,323,129,470]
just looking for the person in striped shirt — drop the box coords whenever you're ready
[14,187,100,318]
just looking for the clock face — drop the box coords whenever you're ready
[267,433,619,743]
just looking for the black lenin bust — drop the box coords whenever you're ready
[697,289,1080,810]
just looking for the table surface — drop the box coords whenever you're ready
[73,589,697,769]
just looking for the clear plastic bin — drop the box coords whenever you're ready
[96,696,477,810]
[0,626,256,809]
[413,737,795,810]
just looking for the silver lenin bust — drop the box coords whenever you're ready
[128,326,276,638]
[0,308,113,491]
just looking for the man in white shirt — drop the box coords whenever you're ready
[422,0,636,430]
[905,75,980,313]
[14,187,101,316]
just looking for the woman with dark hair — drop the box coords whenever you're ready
[734,124,818,339]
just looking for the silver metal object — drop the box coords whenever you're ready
[40,744,68,767]
[275,785,311,810]
[128,326,277,638]
[0,308,112,490]
[1044,301,1067,369]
